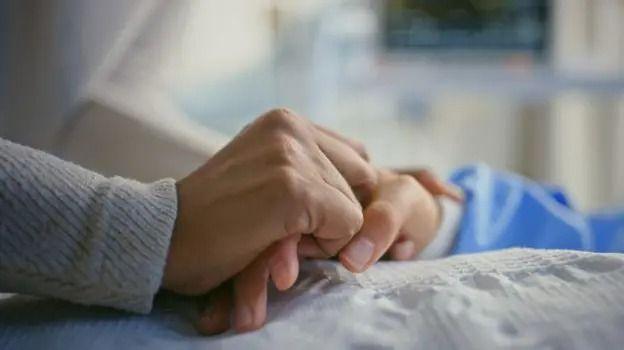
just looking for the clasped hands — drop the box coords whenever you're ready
[163,109,461,334]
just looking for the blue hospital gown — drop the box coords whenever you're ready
[450,164,624,254]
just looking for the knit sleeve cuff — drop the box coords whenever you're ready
[97,177,178,313]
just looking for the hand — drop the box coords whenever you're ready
[304,169,463,262]
[324,169,443,271]
[162,108,376,296]
[395,168,463,203]
[196,168,462,334]
[195,234,303,334]
[384,168,462,260]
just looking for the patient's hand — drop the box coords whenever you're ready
[195,169,462,334]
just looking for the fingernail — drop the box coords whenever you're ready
[235,304,253,331]
[342,238,374,271]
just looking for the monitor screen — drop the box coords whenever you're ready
[383,0,550,55]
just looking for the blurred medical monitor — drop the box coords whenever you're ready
[383,0,550,57]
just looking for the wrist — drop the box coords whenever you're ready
[162,180,188,292]
[422,190,443,242]
[418,196,464,260]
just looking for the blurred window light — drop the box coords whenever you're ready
[383,0,550,56]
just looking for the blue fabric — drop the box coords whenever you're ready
[449,164,624,254]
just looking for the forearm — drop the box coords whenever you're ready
[0,138,177,313]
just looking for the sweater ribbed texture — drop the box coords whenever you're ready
[0,138,177,313]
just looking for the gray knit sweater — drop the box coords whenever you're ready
[0,138,178,313]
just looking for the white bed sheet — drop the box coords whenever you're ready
[2,248,624,349]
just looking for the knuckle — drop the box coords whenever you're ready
[269,166,315,235]
[274,165,299,190]
[352,140,369,160]
[273,166,306,203]
[270,133,301,165]
[339,203,364,238]
[371,201,398,229]
[397,174,418,188]
[261,108,300,131]
[351,209,364,234]
[397,174,425,198]
[284,207,309,235]
[355,166,377,190]
[279,179,313,234]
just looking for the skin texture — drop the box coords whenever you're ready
[163,108,377,296]
[195,168,463,334]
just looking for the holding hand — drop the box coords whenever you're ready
[163,108,376,296]
[196,168,462,334]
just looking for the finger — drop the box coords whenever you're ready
[314,127,377,203]
[339,175,418,272]
[233,255,271,333]
[339,201,402,272]
[195,284,232,335]
[230,235,300,334]
[297,236,354,261]
[261,110,371,206]
[268,132,364,245]
[303,133,368,246]
[276,159,363,246]
[297,236,330,259]
[314,124,370,161]
[414,170,463,202]
[311,144,361,206]
[400,168,464,203]
[259,111,366,244]
[305,126,378,253]
[303,177,364,243]
[388,236,417,261]
[256,111,365,249]
[268,235,301,291]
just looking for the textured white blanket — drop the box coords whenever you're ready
[2,248,624,349]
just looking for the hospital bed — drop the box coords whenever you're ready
[2,248,624,349]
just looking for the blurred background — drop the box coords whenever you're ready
[3,0,624,210]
